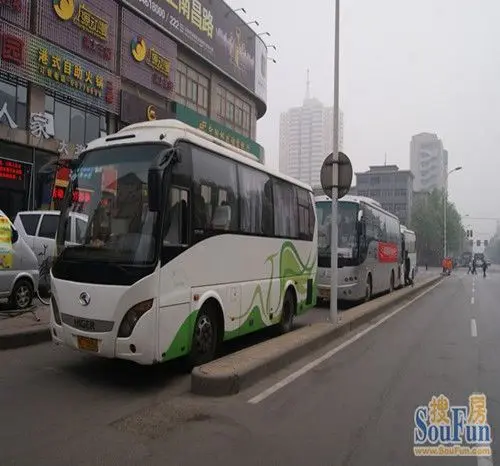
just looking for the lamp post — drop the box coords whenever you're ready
[329,0,340,325]
[443,166,462,259]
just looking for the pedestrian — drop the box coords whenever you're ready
[472,259,477,275]
[467,261,472,274]
[482,261,488,278]
[425,262,428,271]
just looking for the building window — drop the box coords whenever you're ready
[0,75,27,129]
[45,93,107,145]
[175,61,209,116]
[217,84,252,137]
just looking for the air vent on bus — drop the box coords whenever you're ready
[105,134,136,142]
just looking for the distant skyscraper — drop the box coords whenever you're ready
[410,133,448,192]
[279,70,344,187]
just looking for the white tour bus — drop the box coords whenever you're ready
[50,120,317,366]
[400,225,417,283]
[316,195,402,302]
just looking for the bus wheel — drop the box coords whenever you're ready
[278,289,296,334]
[189,306,219,367]
[364,276,372,302]
[389,271,395,293]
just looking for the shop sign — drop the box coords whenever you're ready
[1,32,24,66]
[37,0,118,71]
[174,103,264,162]
[58,140,86,160]
[28,37,120,114]
[0,101,16,128]
[120,90,173,124]
[0,0,30,30]
[29,112,54,139]
[121,9,176,98]
[122,0,260,100]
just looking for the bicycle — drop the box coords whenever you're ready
[37,245,52,306]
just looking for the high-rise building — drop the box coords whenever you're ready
[410,133,448,193]
[356,165,414,226]
[279,71,343,187]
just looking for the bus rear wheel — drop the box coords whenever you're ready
[389,271,395,293]
[278,289,296,334]
[188,306,219,367]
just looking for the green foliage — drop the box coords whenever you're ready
[410,189,465,265]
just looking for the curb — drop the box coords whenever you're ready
[191,275,443,397]
[0,326,51,350]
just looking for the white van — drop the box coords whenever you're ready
[0,210,39,309]
[14,210,88,265]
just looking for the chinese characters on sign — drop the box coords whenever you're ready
[36,46,114,104]
[1,33,24,65]
[73,3,108,41]
[0,158,23,181]
[53,186,92,204]
[159,0,214,39]
[30,112,54,138]
[0,0,22,12]
[0,102,17,128]
[198,120,250,153]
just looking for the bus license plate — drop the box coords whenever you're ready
[77,336,98,352]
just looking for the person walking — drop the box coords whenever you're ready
[482,260,488,278]
[472,259,477,275]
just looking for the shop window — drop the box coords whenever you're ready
[217,85,252,137]
[192,145,239,234]
[0,78,27,129]
[45,93,107,144]
[175,61,209,116]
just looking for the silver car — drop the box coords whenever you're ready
[0,210,39,309]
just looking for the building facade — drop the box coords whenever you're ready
[410,132,448,193]
[0,0,267,219]
[279,96,343,188]
[356,165,414,226]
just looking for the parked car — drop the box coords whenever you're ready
[0,210,39,309]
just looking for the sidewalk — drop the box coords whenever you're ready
[0,302,51,350]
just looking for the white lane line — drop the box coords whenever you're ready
[248,280,443,405]
[471,318,478,338]
[471,296,475,305]
[477,455,493,466]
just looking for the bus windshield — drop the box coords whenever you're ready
[316,200,359,259]
[56,143,169,266]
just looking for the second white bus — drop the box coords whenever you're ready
[316,195,402,302]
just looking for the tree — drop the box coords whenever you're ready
[410,189,465,266]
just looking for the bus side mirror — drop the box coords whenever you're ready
[148,168,162,212]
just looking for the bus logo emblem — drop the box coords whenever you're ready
[79,292,91,306]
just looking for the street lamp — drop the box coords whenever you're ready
[443,166,462,259]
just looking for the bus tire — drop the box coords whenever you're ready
[278,289,296,334]
[364,275,372,302]
[389,270,395,293]
[188,304,220,367]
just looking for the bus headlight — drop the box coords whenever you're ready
[118,299,153,338]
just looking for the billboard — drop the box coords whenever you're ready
[27,36,120,114]
[37,0,119,71]
[121,9,177,98]
[0,0,31,29]
[254,36,267,103]
[123,0,257,97]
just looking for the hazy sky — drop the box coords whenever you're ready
[226,0,500,237]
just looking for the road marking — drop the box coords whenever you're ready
[471,297,475,305]
[471,319,477,338]
[477,455,493,466]
[248,280,443,405]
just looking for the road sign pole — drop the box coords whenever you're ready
[330,0,340,325]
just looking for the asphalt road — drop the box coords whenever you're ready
[0,267,497,465]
